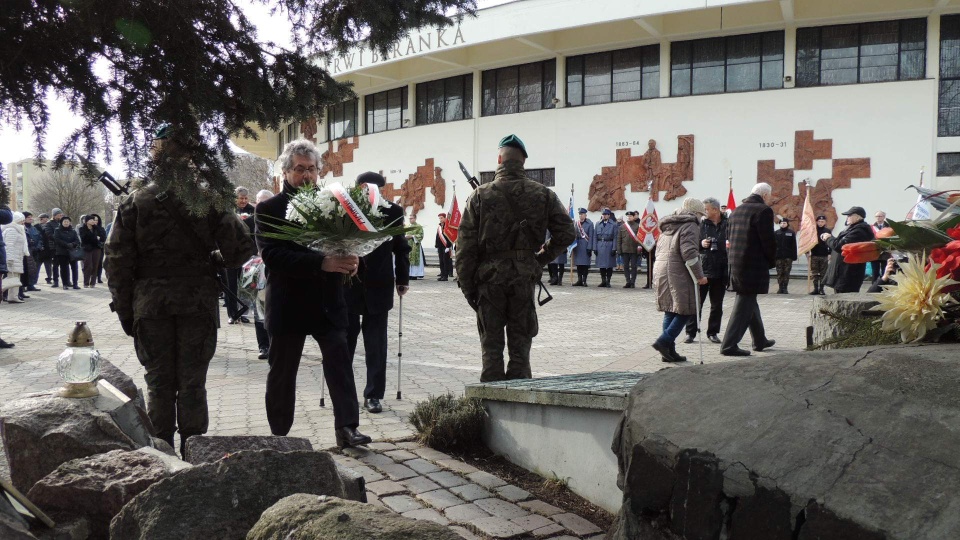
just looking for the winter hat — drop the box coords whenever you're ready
[12,212,24,224]
[51,208,64,216]
[682,198,706,216]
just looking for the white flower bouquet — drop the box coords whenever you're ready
[261,181,413,260]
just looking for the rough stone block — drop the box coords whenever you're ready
[511,513,556,533]
[405,458,441,474]
[531,523,565,537]
[366,442,398,451]
[495,484,531,502]
[444,503,491,524]
[378,462,418,481]
[413,447,452,461]
[400,476,441,494]
[366,479,406,497]
[518,499,563,517]
[402,508,450,526]
[384,449,418,461]
[182,435,312,464]
[436,458,478,474]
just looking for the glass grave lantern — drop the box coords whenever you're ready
[57,321,101,398]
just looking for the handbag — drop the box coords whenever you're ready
[69,245,85,262]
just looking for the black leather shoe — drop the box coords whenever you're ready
[708,334,722,344]
[721,347,751,357]
[641,284,651,289]
[26,286,40,292]
[72,285,81,290]
[683,335,695,344]
[239,316,251,324]
[364,398,383,414]
[336,426,372,448]
[753,339,776,352]
[0,339,14,349]
[258,348,269,360]
[668,343,687,362]
[438,276,448,281]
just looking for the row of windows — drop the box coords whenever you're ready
[320,16,960,140]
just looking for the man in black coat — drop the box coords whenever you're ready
[684,197,727,344]
[44,208,64,286]
[256,139,371,448]
[822,206,875,293]
[347,172,411,414]
[720,183,777,357]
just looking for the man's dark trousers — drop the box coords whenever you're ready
[720,293,768,352]
[622,253,638,285]
[437,248,453,278]
[347,312,389,399]
[266,329,360,434]
[685,277,725,337]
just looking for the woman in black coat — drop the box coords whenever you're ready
[53,216,82,290]
[823,207,875,293]
[79,214,107,288]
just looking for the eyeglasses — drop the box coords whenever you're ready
[292,166,318,175]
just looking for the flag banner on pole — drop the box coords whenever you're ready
[797,194,818,256]
[908,193,932,221]
[567,196,577,253]
[637,198,660,252]
[726,187,737,212]
[444,194,461,242]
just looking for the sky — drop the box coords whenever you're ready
[0,0,511,177]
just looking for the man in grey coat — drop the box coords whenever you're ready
[720,183,777,357]
[571,208,595,286]
[594,208,618,288]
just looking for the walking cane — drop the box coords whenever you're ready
[685,262,704,365]
[396,295,403,400]
[320,361,326,407]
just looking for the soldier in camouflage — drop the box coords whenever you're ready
[456,135,575,382]
[105,125,256,454]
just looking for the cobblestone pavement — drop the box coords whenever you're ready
[337,441,606,539]
[0,271,812,448]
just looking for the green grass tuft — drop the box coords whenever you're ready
[409,394,486,452]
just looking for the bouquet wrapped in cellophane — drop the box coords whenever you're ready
[260,181,415,264]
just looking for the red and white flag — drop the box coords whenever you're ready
[444,194,461,243]
[797,193,818,256]
[637,198,660,252]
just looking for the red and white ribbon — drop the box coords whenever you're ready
[366,183,382,210]
[621,221,640,243]
[329,182,377,232]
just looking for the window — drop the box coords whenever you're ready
[478,168,555,187]
[364,87,408,134]
[416,74,473,125]
[940,15,960,137]
[796,19,926,87]
[482,60,556,116]
[277,122,296,154]
[327,99,358,140]
[566,45,659,106]
[938,153,960,176]
[672,32,783,96]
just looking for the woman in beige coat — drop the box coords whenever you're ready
[652,198,707,362]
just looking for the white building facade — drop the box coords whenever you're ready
[234,0,960,237]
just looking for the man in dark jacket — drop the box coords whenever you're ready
[23,212,42,291]
[684,197,727,344]
[774,218,798,294]
[347,172,411,414]
[618,211,641,288]
[721,183,777,357]
[435,213,454,281]
[44,208,64,286]
[808,215,831,295]
[823,206,875,293]
[35,213,54,284]
[256,139,371,448]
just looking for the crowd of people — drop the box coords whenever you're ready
[1,126,901,455]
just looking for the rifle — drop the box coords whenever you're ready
[98,171,132,196]
[457,161,552,306]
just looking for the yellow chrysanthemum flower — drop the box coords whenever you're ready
[876,253,958,343]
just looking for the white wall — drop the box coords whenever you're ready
[323,78,938,237]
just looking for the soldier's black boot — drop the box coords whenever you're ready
[336,426,372,448]
[809,278,819,295]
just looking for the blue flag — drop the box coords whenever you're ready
[568,196,577,254]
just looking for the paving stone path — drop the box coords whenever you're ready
[336,441,605,540]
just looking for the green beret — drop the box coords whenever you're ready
[153,123,173,140]
[498,134,528,158]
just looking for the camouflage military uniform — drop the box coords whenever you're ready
[456,160,575,382]
[105,183,255,447]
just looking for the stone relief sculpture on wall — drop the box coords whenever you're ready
[319,136,360,178]
[383,158,447,218]
[588,135,695,211]
[757,130,870,229]
[299,117,318,143]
